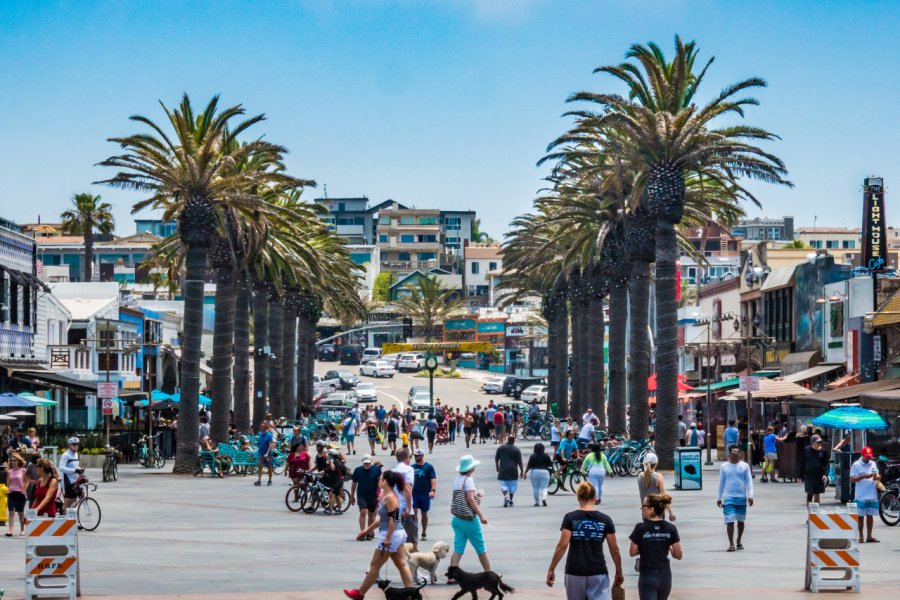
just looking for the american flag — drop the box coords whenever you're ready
[36,259,43,276]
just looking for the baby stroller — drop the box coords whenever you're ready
[436,422,449,445]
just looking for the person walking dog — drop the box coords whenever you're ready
[447,455,491,583]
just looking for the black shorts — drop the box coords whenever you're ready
[63,478,79,500]
[427,431,436,441]
[8,491,27,512]
[357,495,378,512]
[804,478,825,495]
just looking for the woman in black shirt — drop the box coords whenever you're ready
[525,443,554,507]
[629,493,682,600]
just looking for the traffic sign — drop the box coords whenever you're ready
[739,376,760,392]
[97,382,118,399]
[102,398,114,416]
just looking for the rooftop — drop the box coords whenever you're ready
[465,245,502,259]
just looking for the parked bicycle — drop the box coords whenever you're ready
[72,475,101,531]
[286,471,350,514]
[518,416,551,441]
[101,447,118,483]
[135,434,165,469]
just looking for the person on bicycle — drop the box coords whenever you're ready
[322,449,347,515]
[287,441,311,491]
[555,430,579,484]
[58,437,83,510]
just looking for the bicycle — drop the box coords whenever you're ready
[71,475,101,531]
[102,447,118,483]
[292,472,351,514]
[548,454,585,495]
[879,478,900,527]
[518,416,551,441]
[135,434,166,469]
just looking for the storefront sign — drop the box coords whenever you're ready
[506,325,531,337]
[444,319,475,331]
[477,321,505,334]
[873,334,883,362]
[862,186,887,271]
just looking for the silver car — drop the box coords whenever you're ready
[355,382,378,403]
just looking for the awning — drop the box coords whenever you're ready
[873,290,900,328]
[805,379,900,405]
[781,363,843,384]
[858,390,900,412]
[828,372,860,389]
[760,265,795,292]
[779,351,822,375]
[723,378,814,400]
[0,264,49,292]
[705,378,740,392]
[7,369,98,393]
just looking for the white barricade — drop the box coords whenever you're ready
[805,503,860,593]
[24,509,81,600]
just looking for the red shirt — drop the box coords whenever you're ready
[493,411,505,425]
[31,479,57,517]
[287,452,311,479]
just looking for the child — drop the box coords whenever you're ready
[0,470,7,526]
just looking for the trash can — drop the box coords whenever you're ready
[833,451,860,503]
[674,446,703,490]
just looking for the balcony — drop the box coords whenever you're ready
[48,345,137,374]
[379,242,441,252]
[336,225,365,236]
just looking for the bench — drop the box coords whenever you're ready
[218,443,255,476]
[195,450,219,477]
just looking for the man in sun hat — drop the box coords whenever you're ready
[448,454,491,579]
[850,446,881,543]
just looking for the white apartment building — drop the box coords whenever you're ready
[464,244,502,308]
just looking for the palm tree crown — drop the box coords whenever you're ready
[60,193,115,282]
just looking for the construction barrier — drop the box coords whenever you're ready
[24,509,81,600]
[805,503,860,593]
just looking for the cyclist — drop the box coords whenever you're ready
[322,449,347,515]
[58,437,83,510]
[555,430,579,483]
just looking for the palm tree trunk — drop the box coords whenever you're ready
[173,244,205,473]
[654,219,679,469]
[570,291,589,419]
[303,316,317,412]
[84,234,94,282]
[267,297,284,419]
[546,290,569,417]
[628,259,651,441]
[252,281,269,430]
[232,270,251,433]
[588,293,606,430]
[296,314,309,414]
[282,304,298,421]
[607,284,628,436]
[210,267,235,443]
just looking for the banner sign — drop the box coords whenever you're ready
[382,342,494,354]
[476,321,505,334]
[97,382,118,399]
[444,319,476,331]
[862,185,887,272]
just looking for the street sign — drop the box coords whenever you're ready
[739,376,760,392]
[102,398,114,416]
[382,341,494,355]
[97,382,118,399]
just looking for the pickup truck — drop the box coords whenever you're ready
[313,373,341,393]
[503,376,546,399]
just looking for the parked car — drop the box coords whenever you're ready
[496,399,530,412]
[317,393,357,409]
[314,373,340,391]
[503,376,545,399]
[408,385,429,403]
[361,347,383,364]
[482,376,508,394]
[381,353,400,368]
[398,353,426,372]
[324,369,360,390]
[409,391,432,411]
[340,345,364,365]
[520,385,548,404]
[317,343,338,361]
[355,382,378,403]
[360,360,397,378]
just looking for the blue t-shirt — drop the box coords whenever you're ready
[724,427,739,447]
[764,433,777,454]
[412,461,436,496]
[257,432,274,457]
[351,464,382,498]
[376,408,386,420]
[426,420,438,433]
[558,438,578,459]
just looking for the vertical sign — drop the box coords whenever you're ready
[873,334,883,362]
[861,181,887,271]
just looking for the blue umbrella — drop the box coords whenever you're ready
[0,393,42,408]
[151,389,174,401]
[812,406,888,431]
[170,393,212,406]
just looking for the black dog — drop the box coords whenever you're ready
[375,578,426,600]
[445,566,515,600]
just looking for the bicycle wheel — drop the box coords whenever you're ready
[272,459,285,476]
[627,454,642,477]
[154,453,166,469]
[285,485,304,512]
[879,491,900,526]
[548,472,562,495]
[334,489,352,514]
[568,470,584,491]
[302,489,320,514]
[102,459,111,483]
[112,461,118,482]
[540,425,551,441]
[77,497,102,531]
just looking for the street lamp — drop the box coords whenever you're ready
[694,311,735,465]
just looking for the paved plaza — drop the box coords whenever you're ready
[2,371,899,599]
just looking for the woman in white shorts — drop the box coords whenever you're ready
[344,471,414,599]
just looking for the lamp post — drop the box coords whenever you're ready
[694,311,735,465]
[732,314,776,468]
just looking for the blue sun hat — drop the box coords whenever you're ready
[456,455,481,473]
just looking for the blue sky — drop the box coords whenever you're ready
[2,1,900,238]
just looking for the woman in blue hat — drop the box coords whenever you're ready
[447,455,491,580]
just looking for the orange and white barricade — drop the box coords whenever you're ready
[805,503,860,593]
[24,509,81,600]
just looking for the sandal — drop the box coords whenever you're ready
[727,545,736,552]
[737,544,744,550]
[866,538,880,543]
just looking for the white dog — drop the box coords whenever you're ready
[405,541,450,584]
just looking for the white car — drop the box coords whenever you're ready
[397,353,426,372]
[359,360,396,378]
[355,382,378,403]
[410,391,432,411]
[520,385,548,404]
[361,347,383,364]
[482,376,508,394]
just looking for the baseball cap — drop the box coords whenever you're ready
[810,434,822,443]
[643,452,659,466]
[414,448,425,457]
[861,446,874,458]
[362,455,373,464]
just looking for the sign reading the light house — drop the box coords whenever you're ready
[862,180,887,272]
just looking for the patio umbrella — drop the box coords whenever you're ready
[18,393,57,406]
[0,415,16,421]
[0,393,42,408]
[723,378,814,400]
[170,393,212,406]
[813,406,888,431]
[7,410,35,417]
[151,389,174,402]
[648,373,693,392]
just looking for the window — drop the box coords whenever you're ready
[22,285,30,327]
[379,216,391,225]
[0,273,7,322]
[419,217,438,225]
[417,235,437,243]
[337,202,345,211]
[825,240,834,249]
[398,253,411,261]
[471,262,480,274]
[400,234,415,243]
[400,216,416,225]
[488,262,497,271]
[378,234,388,243]
[446,236,459,244]
[9,281,18,324]
[445,217,461,231]
[418,253,436,261]
[767,227,781,240]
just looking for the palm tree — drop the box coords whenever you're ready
[394,275,465,341]
[60,193,115,282]
[99,94,304,473]
[568,37,791,466]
